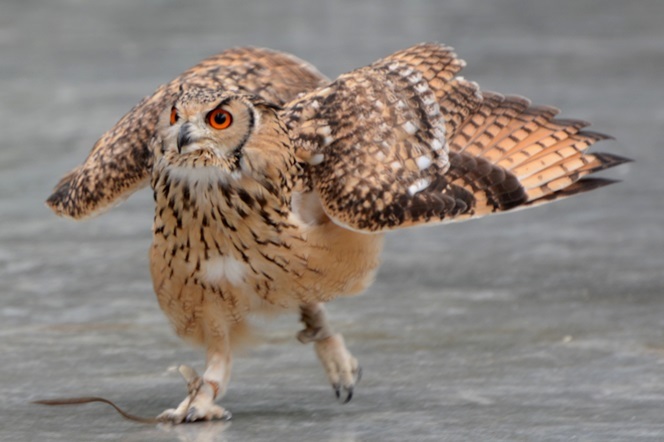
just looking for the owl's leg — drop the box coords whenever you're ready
[297,303,361,403]
[158,340,232,423]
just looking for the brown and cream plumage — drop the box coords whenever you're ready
[46,43,629,423]
[47,47,328,219]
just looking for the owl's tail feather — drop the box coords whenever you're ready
[443,91,630,219]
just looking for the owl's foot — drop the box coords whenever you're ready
[298,303,361,403]
[314,333,362,404]
[157,365,232,424]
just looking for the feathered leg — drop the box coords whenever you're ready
[298,303,361,403]
[158,334,233,423]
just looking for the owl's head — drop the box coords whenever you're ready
[153,88,298,188]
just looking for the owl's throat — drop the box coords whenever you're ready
[152,164,293,240]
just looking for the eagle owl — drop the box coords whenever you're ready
[46,44,628,423]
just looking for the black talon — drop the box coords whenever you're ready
[185,407,198,423]
[342,387,354,404]
[333,383,341,399]
[355,366,363,383]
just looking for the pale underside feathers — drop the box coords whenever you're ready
[47,43,629,230]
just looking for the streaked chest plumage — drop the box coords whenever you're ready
[149,164,311,325]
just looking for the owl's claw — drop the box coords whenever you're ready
[185,407,198,423]
[337,365,362,403]
[157,365,230,424]
[298,304,362,403]
[314,333,361,404]
[333,382,355,404]
[355,365,363,384]
[158,403,229,424]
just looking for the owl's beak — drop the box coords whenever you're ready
[177,123,196,153]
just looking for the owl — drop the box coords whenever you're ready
[46,44,628,423]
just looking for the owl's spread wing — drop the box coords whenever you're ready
[47,47,328,219]
[286,43,629,232]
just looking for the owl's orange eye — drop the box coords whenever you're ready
[170,107,179,125]
[207,108,233,130]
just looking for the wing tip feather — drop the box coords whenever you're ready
[589,151,633,170]
[581,130,616,142]
[46,167,98,220]
[555,177,622,195]
[525,177,621,208]
[46,170,78,218]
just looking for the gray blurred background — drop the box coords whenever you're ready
[1,1,662,441]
